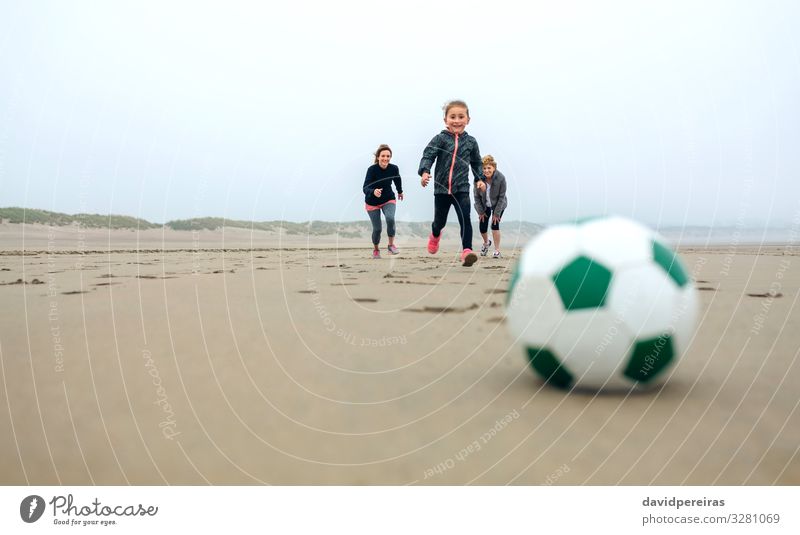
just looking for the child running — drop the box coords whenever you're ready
[363,144,403,258]
[474,155,508,258]
[419,100,486,267]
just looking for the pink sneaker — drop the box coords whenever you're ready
[387,244,399,255]
[427,233,440,254]
[461,248,478,267]
[372,249,381,259]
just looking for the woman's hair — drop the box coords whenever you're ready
[443,99,470,118]
[373,144,392,164]
[482,155,497,168]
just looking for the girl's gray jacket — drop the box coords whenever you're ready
[473,170,508,215]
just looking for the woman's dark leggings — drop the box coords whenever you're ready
[367,203,396,245]
[479,206,503,233]
[432,192,472,250]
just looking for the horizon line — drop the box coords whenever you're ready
[0,207,793,230]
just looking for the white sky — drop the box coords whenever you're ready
[1,0,799,226]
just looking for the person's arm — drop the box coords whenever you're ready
[473,184,485,216]
[392,165,403,197]
[470,138,486,192]
[362,166,376,197]
[495,172,508,213]
[418,134,440,176]
[470,138,486,184]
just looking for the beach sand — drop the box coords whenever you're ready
[0,223,798,485]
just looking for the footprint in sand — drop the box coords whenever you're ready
[62,290,89,295]
[485,288,508,294]
[298,290,318,294]
[2,278,44,285]
[404,303,479,313]
[746,291,783,298]
[353,297,378,303]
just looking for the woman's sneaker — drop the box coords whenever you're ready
[492,250,502,259]
[372,249,381,259]
[427,233,440,254]
[480,240,492,256]
[387,244,399,255]
[461,249,478,267]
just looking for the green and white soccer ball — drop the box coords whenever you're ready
[506,216,698,391]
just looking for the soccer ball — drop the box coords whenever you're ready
[506,216,698,391]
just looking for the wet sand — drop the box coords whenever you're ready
[0,224,798,484]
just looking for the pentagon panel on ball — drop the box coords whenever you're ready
[506,216,699,392]
[552,255,612,311]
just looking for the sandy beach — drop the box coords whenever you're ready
[0,223,798,485]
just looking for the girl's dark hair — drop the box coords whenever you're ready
[374,144,392,164]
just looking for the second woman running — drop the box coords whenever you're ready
[474,155,507,258]
[363,144,403,259]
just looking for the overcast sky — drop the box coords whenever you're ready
[1,1,798,226]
